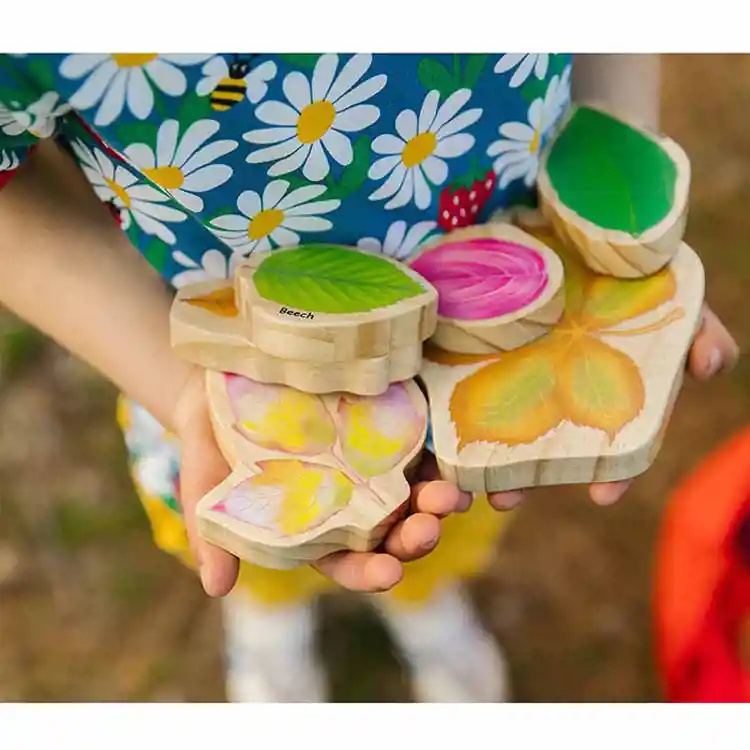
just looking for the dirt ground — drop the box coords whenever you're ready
[1,54,749,703]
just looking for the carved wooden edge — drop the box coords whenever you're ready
[234,246,439,363]
[171,279,423,395]
[195,371,428,566]
[537,102,692,279]
[420,241,705,495]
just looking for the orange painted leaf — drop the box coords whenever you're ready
[578,267,676,330]
[555,336,645,440]
[185,286,239,317]
[450,343,562,448]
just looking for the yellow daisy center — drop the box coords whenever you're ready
[112,54,158,68]
[402,132,437,168]
[249,209,284,240]
[105,178,131,209]
[144,166,185,190]
[297,100,336,144]
[529,128,542,154]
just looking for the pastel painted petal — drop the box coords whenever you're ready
[368,154,401,181]
[418,90,440,133]
[211,214,249,231]
[434,133,474,159]
[181,139,237,174]
[369,163,407,202]
[430,89,472,133]
[266,143,310,176]
[246,138,303,166]
[413,168,432,210]
[243,127,297,145]
[173,119,219,167]
[146,59,187,96]
[181,164,232,192]
[276,184,327,210]
[268,225,300,248]
[95,71,128,126]
[281,215,333,232]
[435,108,482,139]
[302,141,330,181]
[156,119,179,165]
[326,53,371,103]
[510,55,535,87]
[385,170,414,210]
[283,198,339,217]
[124,142,155,170]
[68,61,118,109]
[494,53,524,73]
[499,120,535,142]
[382,221,407,254]
[60,54,109,79]
[127,68,154,120]
[262,179,291,209]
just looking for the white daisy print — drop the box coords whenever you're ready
[196,56,277,105]
[59,54,214,127]
[123,119,238,213]
[486,73,567,191]
[209,179,340,255]
[494,54,550,88]
[0,92,71,139]
[171,248,243,288]
[243,53,386,182]
[546,64,572,129]
[357,220,438,261]
[368,89,482,211]
[71,140,187,245]
[0,101,31,136]
[0,150,19,171]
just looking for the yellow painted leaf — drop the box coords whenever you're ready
[337,382,426,478]
[225,374,336,455]
[578,266,676,330]
[556,336,645,440]
[451,343,563,448]
[214,459,354,536]
[184,286,238,317]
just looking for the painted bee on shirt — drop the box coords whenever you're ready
[197,55,277,112]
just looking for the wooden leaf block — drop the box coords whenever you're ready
[171,279,422,395]
[419,211,705,494]
[537,104,691,279]
[235,244,438,363]
[196,372,428,568]
[409,224,565,354]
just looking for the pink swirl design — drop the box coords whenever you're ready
[410,238,549,321]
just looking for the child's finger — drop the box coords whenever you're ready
[589,480,631,506]
[314,551,403,592]
[382,512,441,561]
[688,305,739,380]
[487,490,524,511]
[411,479,471,515]
[179,420,240,598]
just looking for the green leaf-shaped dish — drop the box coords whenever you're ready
[234,244,438,363]
[537,104,691,279]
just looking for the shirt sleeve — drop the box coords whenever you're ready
[0,54,68,190]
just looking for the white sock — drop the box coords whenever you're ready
[373,584,510,703]
[220,593,326,703]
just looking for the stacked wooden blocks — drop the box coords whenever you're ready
[170,104,705,569]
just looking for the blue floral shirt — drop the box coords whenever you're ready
[0,53,572,290]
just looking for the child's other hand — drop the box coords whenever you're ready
[172,367,468,598]
[486,304,740,511]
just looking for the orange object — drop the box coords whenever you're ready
[654,425,750,702]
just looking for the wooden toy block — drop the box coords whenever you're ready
[233,243,438,363]
[195,371,428,568]
[537,103,691,279]
[408,223,565,354]
[171,279,422,395]
[419,209,705,495]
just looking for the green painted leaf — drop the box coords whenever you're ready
[279,54,322,70]
[549,54,570,77]
[461,55,488,89]
[0,129,38,149]
[253,244,425,314]
[519,74,548,103]
[141,236,170,273]
[325,136,371,200]
[417,58,459,99]
[117,121,159,147]
[544,106,679,236]
[25,57,56,94]
[179,90,213,125]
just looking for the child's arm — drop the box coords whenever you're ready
[570,54,739,505]
[572,53,661,130]
[0,140,461,596]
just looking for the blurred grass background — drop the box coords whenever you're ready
[1,54,749,702]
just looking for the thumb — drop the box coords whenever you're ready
[178,405,240,597]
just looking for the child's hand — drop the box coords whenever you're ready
[484,304,740,512]
[173,366,469,598]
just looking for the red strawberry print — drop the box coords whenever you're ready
[438,166,497,231]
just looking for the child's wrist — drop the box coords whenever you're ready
[171,362,207,438]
